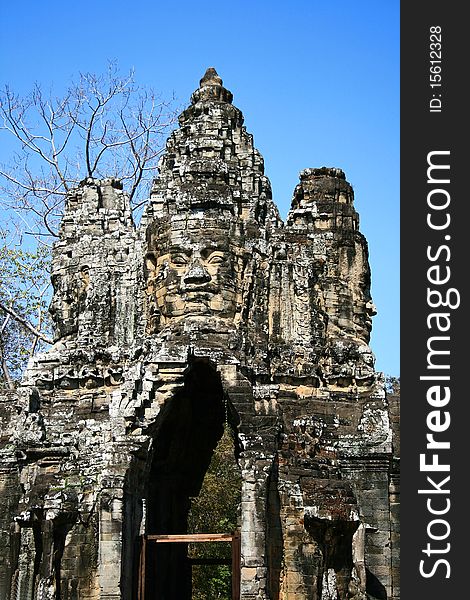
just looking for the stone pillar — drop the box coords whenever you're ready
[239,454,273,600]
[0,446,20,599]
[344,465,393,600]
[99,489,124,599]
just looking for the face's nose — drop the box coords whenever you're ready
[183,260,211,285]
[365,300,377,316]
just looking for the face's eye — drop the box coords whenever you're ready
[145,252,157,271]
[171,254,189,267]
[206,251,225,265]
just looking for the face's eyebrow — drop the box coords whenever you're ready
[201,246,225,257]
[169,245,192,255]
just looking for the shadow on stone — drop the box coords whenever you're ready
[366,567,387,599]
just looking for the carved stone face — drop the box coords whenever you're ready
[145,220,238,329]
[49,266,91,339]
[49,272,78,338]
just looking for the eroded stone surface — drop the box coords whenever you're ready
[0,69,399,600]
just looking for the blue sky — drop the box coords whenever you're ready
[0,0,399,376]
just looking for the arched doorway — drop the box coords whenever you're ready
[141,360,241,599]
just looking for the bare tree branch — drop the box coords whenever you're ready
[0,346,14,389]
[0,64,178,380]
[1,64,177,239]
[0,301,53,345]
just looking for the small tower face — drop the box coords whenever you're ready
[49,178,137,346]
[0,70,398,600]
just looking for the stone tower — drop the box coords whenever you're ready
[0,69,399,600]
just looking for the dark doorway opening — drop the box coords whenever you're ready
[138,532,241,600]
[142,360,241,599]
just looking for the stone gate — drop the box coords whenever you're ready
[0,69,399,599]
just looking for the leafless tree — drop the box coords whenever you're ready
[0,64,178,383]
[0,62,178,241]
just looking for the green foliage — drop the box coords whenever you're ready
[192,564,232,600]
[188,425,241,600]
[0,230,52,385]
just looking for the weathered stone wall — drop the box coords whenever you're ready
[0,68,399,600]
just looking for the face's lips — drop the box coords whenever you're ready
[180,284,219,296]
